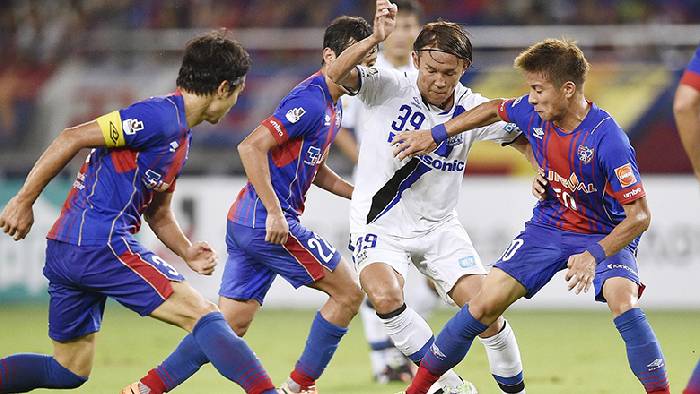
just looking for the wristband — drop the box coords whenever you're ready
[586,242,606,264]
[431,124,449,144]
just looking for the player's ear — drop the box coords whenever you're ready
[322,47,337,66]
[562,81,577,98]
[411,51,419,69]
[216,81,231,98]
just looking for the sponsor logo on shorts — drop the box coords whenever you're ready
[606,263,637,275]
[614,163,637,187]
[459,256,476,268]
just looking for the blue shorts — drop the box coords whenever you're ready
[493,223,644,302]
[220,220,341,305]
[43,238,184,342]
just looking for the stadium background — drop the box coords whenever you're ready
[0,0,699,393]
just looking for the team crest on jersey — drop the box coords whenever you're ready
[614,163,637,187]
[304,146,323,166]
[122,118,144,135]
[285,107,306,124]
[577,145,594,164]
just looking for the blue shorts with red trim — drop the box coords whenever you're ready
[43,238,184,342]
[220,220,341,305]
[493,223,644,302]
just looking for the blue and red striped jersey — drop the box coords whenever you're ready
[680,44,700,91]
[498,96,645,238]
[228,72,342,227]
[48,93,191,246]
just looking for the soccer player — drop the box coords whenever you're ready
[131,14,379,394]
[393,38,671,394]
[674,44,700,182]
[673,43,700,394]
[0,32,281,394]
[327,8,527,394]
[336,0,439,384]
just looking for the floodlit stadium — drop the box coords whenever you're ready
[0,1,699,393]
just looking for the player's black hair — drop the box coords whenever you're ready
[176,30,251,96]
[393,0,423,20]
[322,16,373,63]
[413,21,472,65]
[514,38,590,87]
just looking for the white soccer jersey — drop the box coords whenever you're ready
[341,52,418,144]
[349,65,521,238]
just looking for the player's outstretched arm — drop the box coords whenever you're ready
[238,125,289,244]
[326,0,397,91]
[673,84,700,181]
[565,198,651,294]
[313,162,354,199]
[0,121,105,241]
[145,191,217,275]
[392,99,504,160]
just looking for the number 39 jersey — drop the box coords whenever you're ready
[349,66,520,238]
[497,96,646,237]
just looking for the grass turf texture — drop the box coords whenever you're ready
[0,305,697,393]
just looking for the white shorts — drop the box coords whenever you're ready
[350,217,486,306]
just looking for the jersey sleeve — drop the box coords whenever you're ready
[469,92,522,144]
[356,66,405,107]
[597,125,646,205]
[260,93,324,145]
[340,95,359,129]
[679,45,700,91]
[497,95,535,137]
[95,101,176,150]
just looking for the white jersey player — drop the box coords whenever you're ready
[328,4,528,393]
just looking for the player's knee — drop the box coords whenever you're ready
[367,287,404,315]
[334,285,364,316]
[608,298,637,317]
[468,297,500,324]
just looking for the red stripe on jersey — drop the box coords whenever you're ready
[111,149,138,173]
[497,100,511,122]
[262,116,289,144]
[283,234,325,282]
[47,163,88,239]
[271,138,303,168]
[680,70,700,91]
[163,135,189,186]
[227,186,248,221]
[118,251,173,299]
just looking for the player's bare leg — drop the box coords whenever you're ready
[406,269,525,394]
[52,334,97,378]
[219,298,262,337]
[131,281,276,394]
[604,277,670,393]
[449,274,526,393]
[279,258,363,393]
[360,262,473,393]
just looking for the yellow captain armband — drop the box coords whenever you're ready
[96,110,125,147]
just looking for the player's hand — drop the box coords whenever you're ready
[532,169,548,201]
[0,196,35,241]
[564,252,596,294]
[265,211,289,245]
[372,0,398,43]
[392,129,437,160]
[183,241,217,275]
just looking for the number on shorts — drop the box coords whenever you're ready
[150,255,179,276]
[500,239,524,261]
[307,235,337,264]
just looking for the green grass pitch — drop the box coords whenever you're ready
[0,305,697,393]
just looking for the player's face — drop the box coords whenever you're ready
[413,49,468,108]
[524,72,568,121]
[383,14,420,59]
[207,80,246,124]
